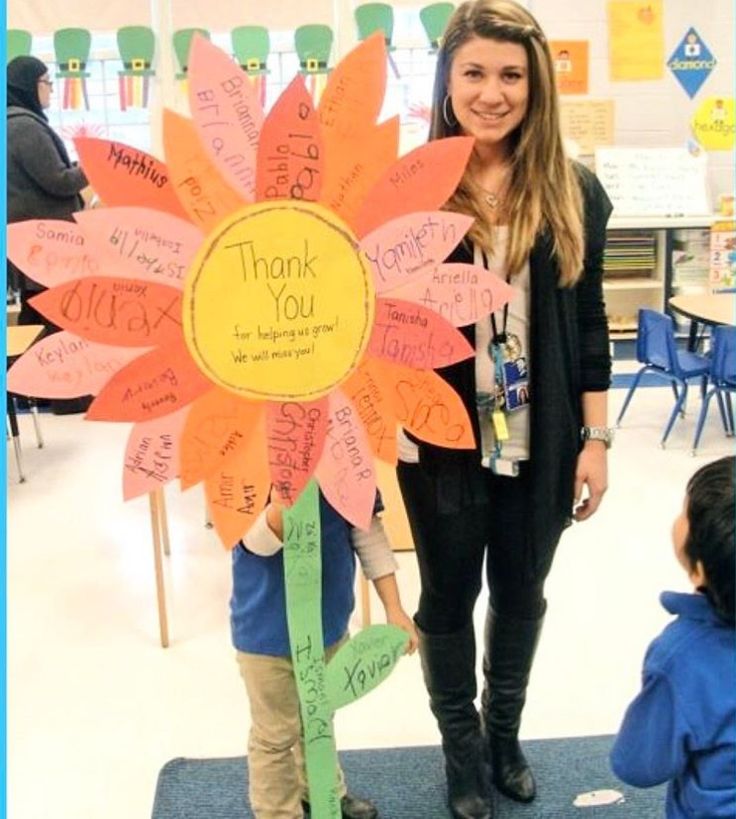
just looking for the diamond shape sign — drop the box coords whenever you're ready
[667,27,716,99]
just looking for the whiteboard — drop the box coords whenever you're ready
[595,147,710,217]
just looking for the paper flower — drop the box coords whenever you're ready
[8,33,513,546]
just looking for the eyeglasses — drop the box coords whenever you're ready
[38,79,53,87]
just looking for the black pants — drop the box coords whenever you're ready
[397,460,552,634]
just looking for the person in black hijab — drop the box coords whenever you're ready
[7,55,91,413]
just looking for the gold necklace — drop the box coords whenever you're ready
[482,190,502,209]
[472,172,510,210]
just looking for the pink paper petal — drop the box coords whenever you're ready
[75,207,202,289]
[360,211,473,293]
[266,398,329,506]
[368,298,475,369]
[7,220,101,287]
[390,263,517,327]
[123,406,189,500]
[256,75,323,203]
[7,331,145,398]
[188,35,264,202]
[316,389,376,531]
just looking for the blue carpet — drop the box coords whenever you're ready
[151,737,665,819]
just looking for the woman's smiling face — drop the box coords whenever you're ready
[447,35,529,151]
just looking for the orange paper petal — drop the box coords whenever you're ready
[318,32,387,141]
[74,137,188,219]
[319,117,399,229]
[187,35,263,201]
[7,330,144,399]
[315,389,376,531]
[360,211,474,293]
[30,277,183,347]
[123,406,189,500]
[266,398,329,506]
[163,109,247,233]
[354,136,475,237]
[256,76,323,203]
[342,358,398,465]
[7,220,101,287]
[86,339,210,422]
[75,207,202,289]
[205,425,271,549]
[368,297,475,369]
[382,361,476,449]
[179,388,264,490]
[390,263,517,327]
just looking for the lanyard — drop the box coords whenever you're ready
[485,250,512,451]
[486,249,512,345]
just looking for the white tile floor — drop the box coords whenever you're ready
[6,383,735,819]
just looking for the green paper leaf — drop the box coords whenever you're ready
[325,624,409,710]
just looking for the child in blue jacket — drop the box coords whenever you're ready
[610,455,735,818]
[231,491,418,819]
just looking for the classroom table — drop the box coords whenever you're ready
[668,293,736,351]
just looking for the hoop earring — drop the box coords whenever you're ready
[442,94,457,128]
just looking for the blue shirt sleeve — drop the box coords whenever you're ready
[610,670,690,787]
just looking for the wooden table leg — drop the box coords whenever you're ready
[149,491,170,648]
[156,487,171,557]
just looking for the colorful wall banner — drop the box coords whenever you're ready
[550,40,589,95]
[607,1,664,81]
[692,96,735,151]
[667,27,716,99]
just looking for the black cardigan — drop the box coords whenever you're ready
[414,163,613,578]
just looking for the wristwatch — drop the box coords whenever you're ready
[580,426,614,449]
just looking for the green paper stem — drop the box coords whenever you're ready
[283,480,341,819]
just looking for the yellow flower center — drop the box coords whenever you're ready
[184,201,375,401]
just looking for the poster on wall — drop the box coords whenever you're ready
[595,146,710,217]
[667,27,716,99]
[550,40,589,95]
[710,221,736,289]
[692,96,735,152]
[559,100,614,156]
[607,0,664,81]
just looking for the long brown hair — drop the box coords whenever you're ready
[431,0,584,286]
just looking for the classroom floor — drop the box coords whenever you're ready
[6,379,734,819]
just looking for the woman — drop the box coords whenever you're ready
[396,3,612,818]
[7,55,90,413]
[7,55,88,322]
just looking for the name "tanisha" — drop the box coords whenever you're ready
[384,302,428,329]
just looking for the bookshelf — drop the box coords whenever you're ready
[604,215,716,339]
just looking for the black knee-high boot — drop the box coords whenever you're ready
[418,623,492,819]
[481,607,545,803]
